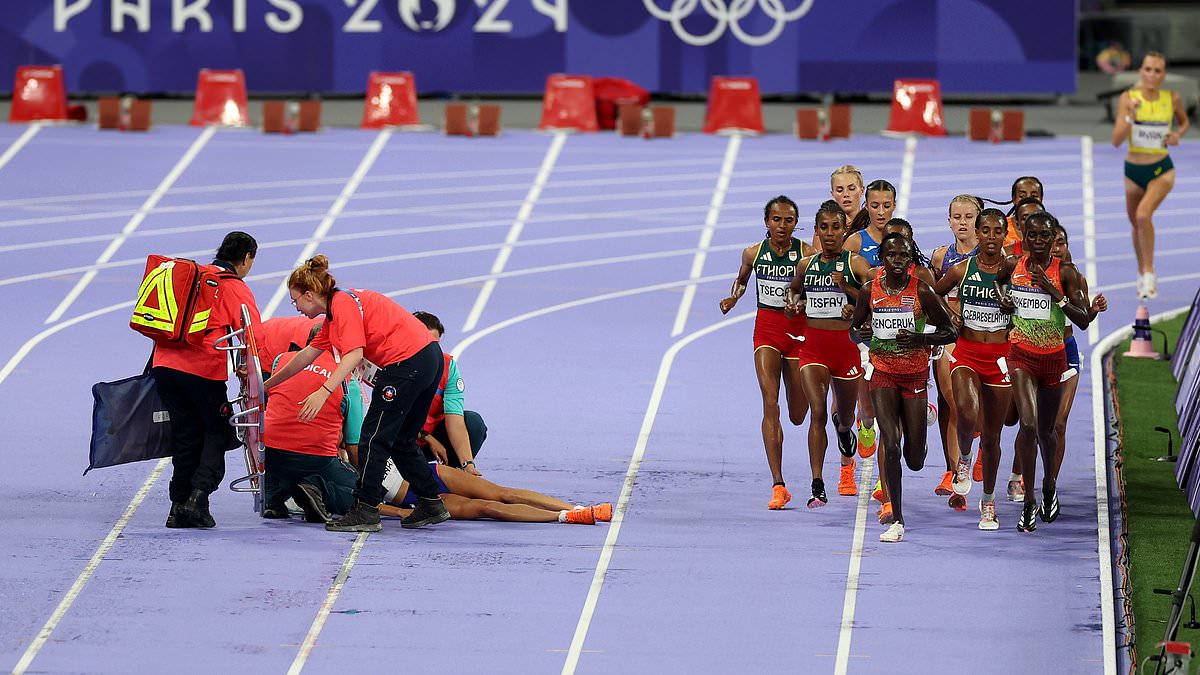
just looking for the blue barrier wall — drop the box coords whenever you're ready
[2,0,1076,95]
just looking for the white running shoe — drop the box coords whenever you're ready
[880,522,905,543]
[926,401,937,427]
[978,500,999,531]
[1007,477,1025,502]
[953,455,973,496]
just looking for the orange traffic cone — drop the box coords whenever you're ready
[1124,303,1161,359]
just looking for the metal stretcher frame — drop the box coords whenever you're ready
[214,304,265,515]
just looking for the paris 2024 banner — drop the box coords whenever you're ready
[2,0,1075,95]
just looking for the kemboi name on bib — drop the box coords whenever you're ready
[1012,285,1051,320]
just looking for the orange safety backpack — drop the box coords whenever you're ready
[129,255,225,346]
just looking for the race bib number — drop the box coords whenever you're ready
[1012,286,1052,321]
[961,301,1008,331]
[756,278,789,308]
[1131,120,1168,150]
[872,308,915,340]
[805,290,845,319]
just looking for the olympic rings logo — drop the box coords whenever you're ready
[643,0,814,47]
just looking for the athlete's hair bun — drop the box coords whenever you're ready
[306,255,330,273]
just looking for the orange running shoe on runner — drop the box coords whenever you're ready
[838,461,857,496]
[564,506,596,525]
[592,503,613,522]
[935,471,954,496]
[948,494,967,511]
[768,484,791,510]
[872,480,885,504]
[972,451,984,482]
[878,502,895,525]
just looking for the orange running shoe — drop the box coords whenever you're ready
[838,462,857,496]
[948,494,967,511]
[768,484,791,510]
[592,503,613,522]
[935,471,954,496]
[872,480,885,504]
[878,502,895,525]
[564,506,596,525]
[972,451,984,482]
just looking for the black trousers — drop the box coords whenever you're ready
[356,341,444,504]
[264,448,358,515]
[421,410,488,466]
[151,367,230,502]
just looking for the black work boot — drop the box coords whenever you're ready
[292,482,332,524]
[166,502,197,528]
[182,488,216,528]
[401,496,451,529]
[326,501,381,533]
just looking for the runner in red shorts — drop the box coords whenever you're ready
[720,195,815,510]
[994,211,1107,532]
[934,208,1012,530]
[785,200,874,507]
[849,234,957,542]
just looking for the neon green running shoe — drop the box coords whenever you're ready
[857,420,877,458]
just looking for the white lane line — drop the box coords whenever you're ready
[1082,136,1100,345]
[671,135,741,337]
[286,532,369,675]
[10,458,169,675]
[834,134,915,675]
[1096,270,1200,293]
[44,126,216,324]
[834,455,878,675]
[895,136,917,218]
[561,311,755,675]
[462,132,567,332]
[261,129,393,318]
[0,163,1081,232]
[0,124,41,174]
[1090,304,1191,675]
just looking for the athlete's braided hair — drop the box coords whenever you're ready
[815,199,847,227]
[763,195,799,221]
[983,176,1044,216]
[884,218,930,267]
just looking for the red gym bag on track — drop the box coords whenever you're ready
[129,255,221,346]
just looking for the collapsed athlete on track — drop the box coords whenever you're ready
[378,461,613,525]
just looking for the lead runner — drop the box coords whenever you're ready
[720,196,815,510]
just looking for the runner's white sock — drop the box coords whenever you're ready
[558,510,568,523]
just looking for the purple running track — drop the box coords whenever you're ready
[0,125,1193,674]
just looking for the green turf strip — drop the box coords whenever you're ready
[1114,313,1199,669]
